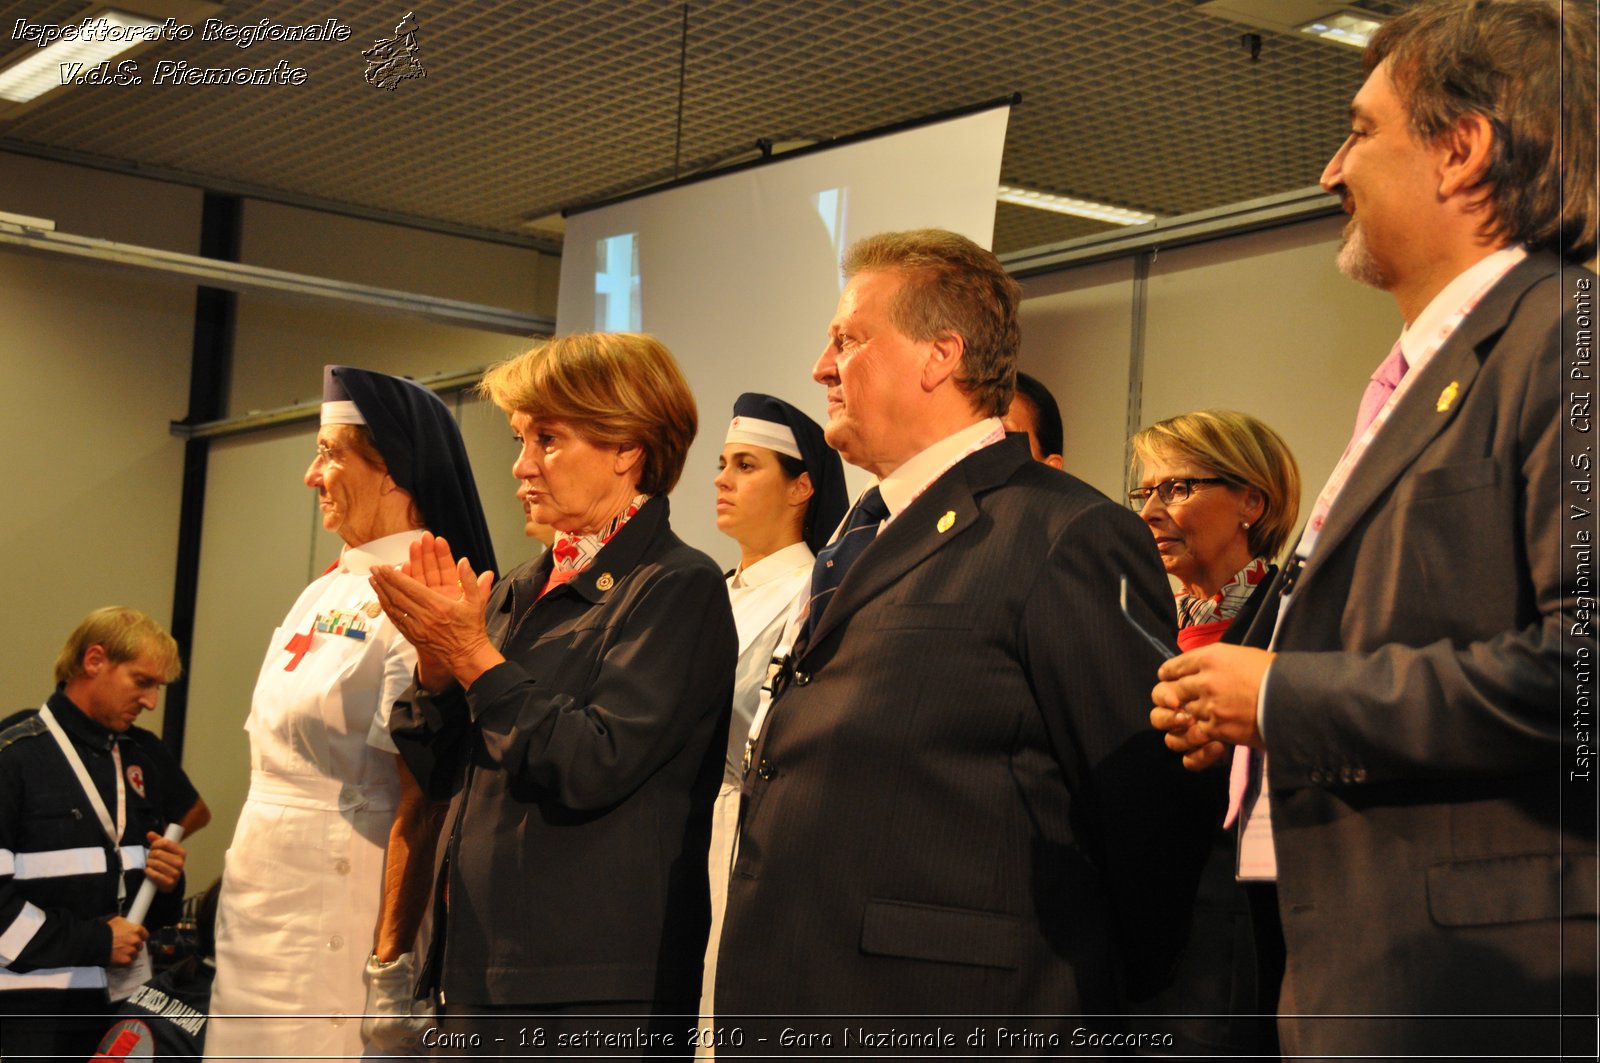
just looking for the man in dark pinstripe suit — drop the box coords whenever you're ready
[716,229,1220,1048]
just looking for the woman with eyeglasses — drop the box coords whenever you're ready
[207,367,497,1063]
[1125,408,1299,1057]
[1129,410,1300,652]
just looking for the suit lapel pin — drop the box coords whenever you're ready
[936,511,956,534]
[596,572,615,591]
[1436,381,1460,412]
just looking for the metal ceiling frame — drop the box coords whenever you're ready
[998,185,1340,276]
[168,366,488,440]
[0,214,556,335]
[0,139,563,253]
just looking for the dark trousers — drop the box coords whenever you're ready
[0,987,113,1063]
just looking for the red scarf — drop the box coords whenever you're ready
[541,494,648,597]
[1174,557,1269,652]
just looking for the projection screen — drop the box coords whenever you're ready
[556,101,1012,565]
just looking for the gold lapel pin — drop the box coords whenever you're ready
[1436,381,1460,412]
[596,572,615,591]
[363,601,382,618]
[936,511,956,534]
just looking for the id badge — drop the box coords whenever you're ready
[105,948,153,1001]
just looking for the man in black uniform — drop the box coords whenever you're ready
[0,715,210,842]
[0,607,189,1061]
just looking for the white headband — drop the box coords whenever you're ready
[320,400,366,427]
[725,415,801,461]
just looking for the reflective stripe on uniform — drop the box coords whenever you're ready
[0,963,107,991]
[0,902,44,965]
[13,846,106,879]
[120,845,147,871]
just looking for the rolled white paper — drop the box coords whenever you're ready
[126,823,186,926]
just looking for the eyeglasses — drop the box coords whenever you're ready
[313,443,348,466]
[1127,477,1230,509]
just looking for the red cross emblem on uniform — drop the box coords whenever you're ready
[283,624,315,671]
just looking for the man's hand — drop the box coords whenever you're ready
[106,916,148,966]
[1149,703,1231,771]
[144,831,186,893]
[1150,644,1274,765]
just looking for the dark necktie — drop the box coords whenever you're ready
[799,486,888,645]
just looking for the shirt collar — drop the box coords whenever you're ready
[48,688,116,751]
[877,418,1005,519]
[731,541,814,589]
[551,493,650,575]
[511,495,670,608]
[1399,245,1528,369]
[340,529,427,575]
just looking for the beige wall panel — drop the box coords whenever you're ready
[241,200,559,312]
[0,153,203,253]
[1141,216,1399,543]
[228,199,553,414]
[0,158,200,726]
[1018,257,1138,501]
[227,298,535,415]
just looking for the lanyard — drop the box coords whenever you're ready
[742,586,809,774]
[39,704,129,903]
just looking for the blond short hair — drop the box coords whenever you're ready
[843,230,1021,417]
[1131,410,1302,562]
[479,333,698,495]
[55,607,182,686]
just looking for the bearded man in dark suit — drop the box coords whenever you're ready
[1152,1,1598,1057]
[716,228,1219,1047]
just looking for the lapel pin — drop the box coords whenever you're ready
[364,601,382,618]
[596,572,615,591]
[1436,381,1460,412]
[936,511,956,534]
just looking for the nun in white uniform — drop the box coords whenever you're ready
[207,367,497,1063]
[697,393,845,1040]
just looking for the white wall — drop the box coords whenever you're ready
[1142,217,1397,517]
[1019,214,1399,534]
[1016,256,1137,501]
